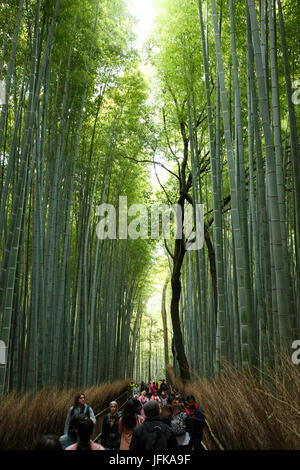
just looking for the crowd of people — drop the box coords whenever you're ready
[33,382,206,451]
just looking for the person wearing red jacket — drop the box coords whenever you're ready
[185,395,205,451]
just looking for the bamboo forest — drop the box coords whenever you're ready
[0,0,299,452]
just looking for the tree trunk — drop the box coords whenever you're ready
[161,277,170,382]
[170,219,191,382]
[148,319,152,382]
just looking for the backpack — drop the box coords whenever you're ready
[70,405,90,418]
[144,423,168,450]
[171,413,186,436]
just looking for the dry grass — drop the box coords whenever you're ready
[167,357,300,450]
[0,379,129,450]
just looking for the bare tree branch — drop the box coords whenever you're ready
[152,155,174,206]
[162,107,178,161]
[121,154,180,181]
[164,238,174,260]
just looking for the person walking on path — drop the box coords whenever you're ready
[66,416,104,450]
[101,401,121,450]
[152,382,158,395]
[171,403,190,449]
[129,381,135,397]
[133,383,140,397]
[185,394,205,451]
[130,401,178,451]
[118,399,144,450]
[150,389,162,404]
[168,394,179,411]
[160,380,167,394]
[138,390,148,419]
[147,381,153,399]
[59,415,81,449]
[160,390,168,406]
[132,396,143,417]
[64,392,96,436]
[160,404,173,427]
[139,390,149,405]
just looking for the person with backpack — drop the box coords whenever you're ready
[64,392,96,436]
[101,401,122,450]
[129,400,178,451]
[185,395,205,451]
[171,403,190,448]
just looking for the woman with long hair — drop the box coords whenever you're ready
[171,402,190,448]
[64,392,96,436]
[160,404,173,427]
[66,416,104,450]
[167,394,179,411]
[139,390,148,404]
[118,399,144,450]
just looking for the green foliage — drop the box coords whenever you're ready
[0,0,158,393]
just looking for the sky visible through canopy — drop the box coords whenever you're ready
[128,0,166,190]
[127,0,169,331]
[128,0,155,50]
